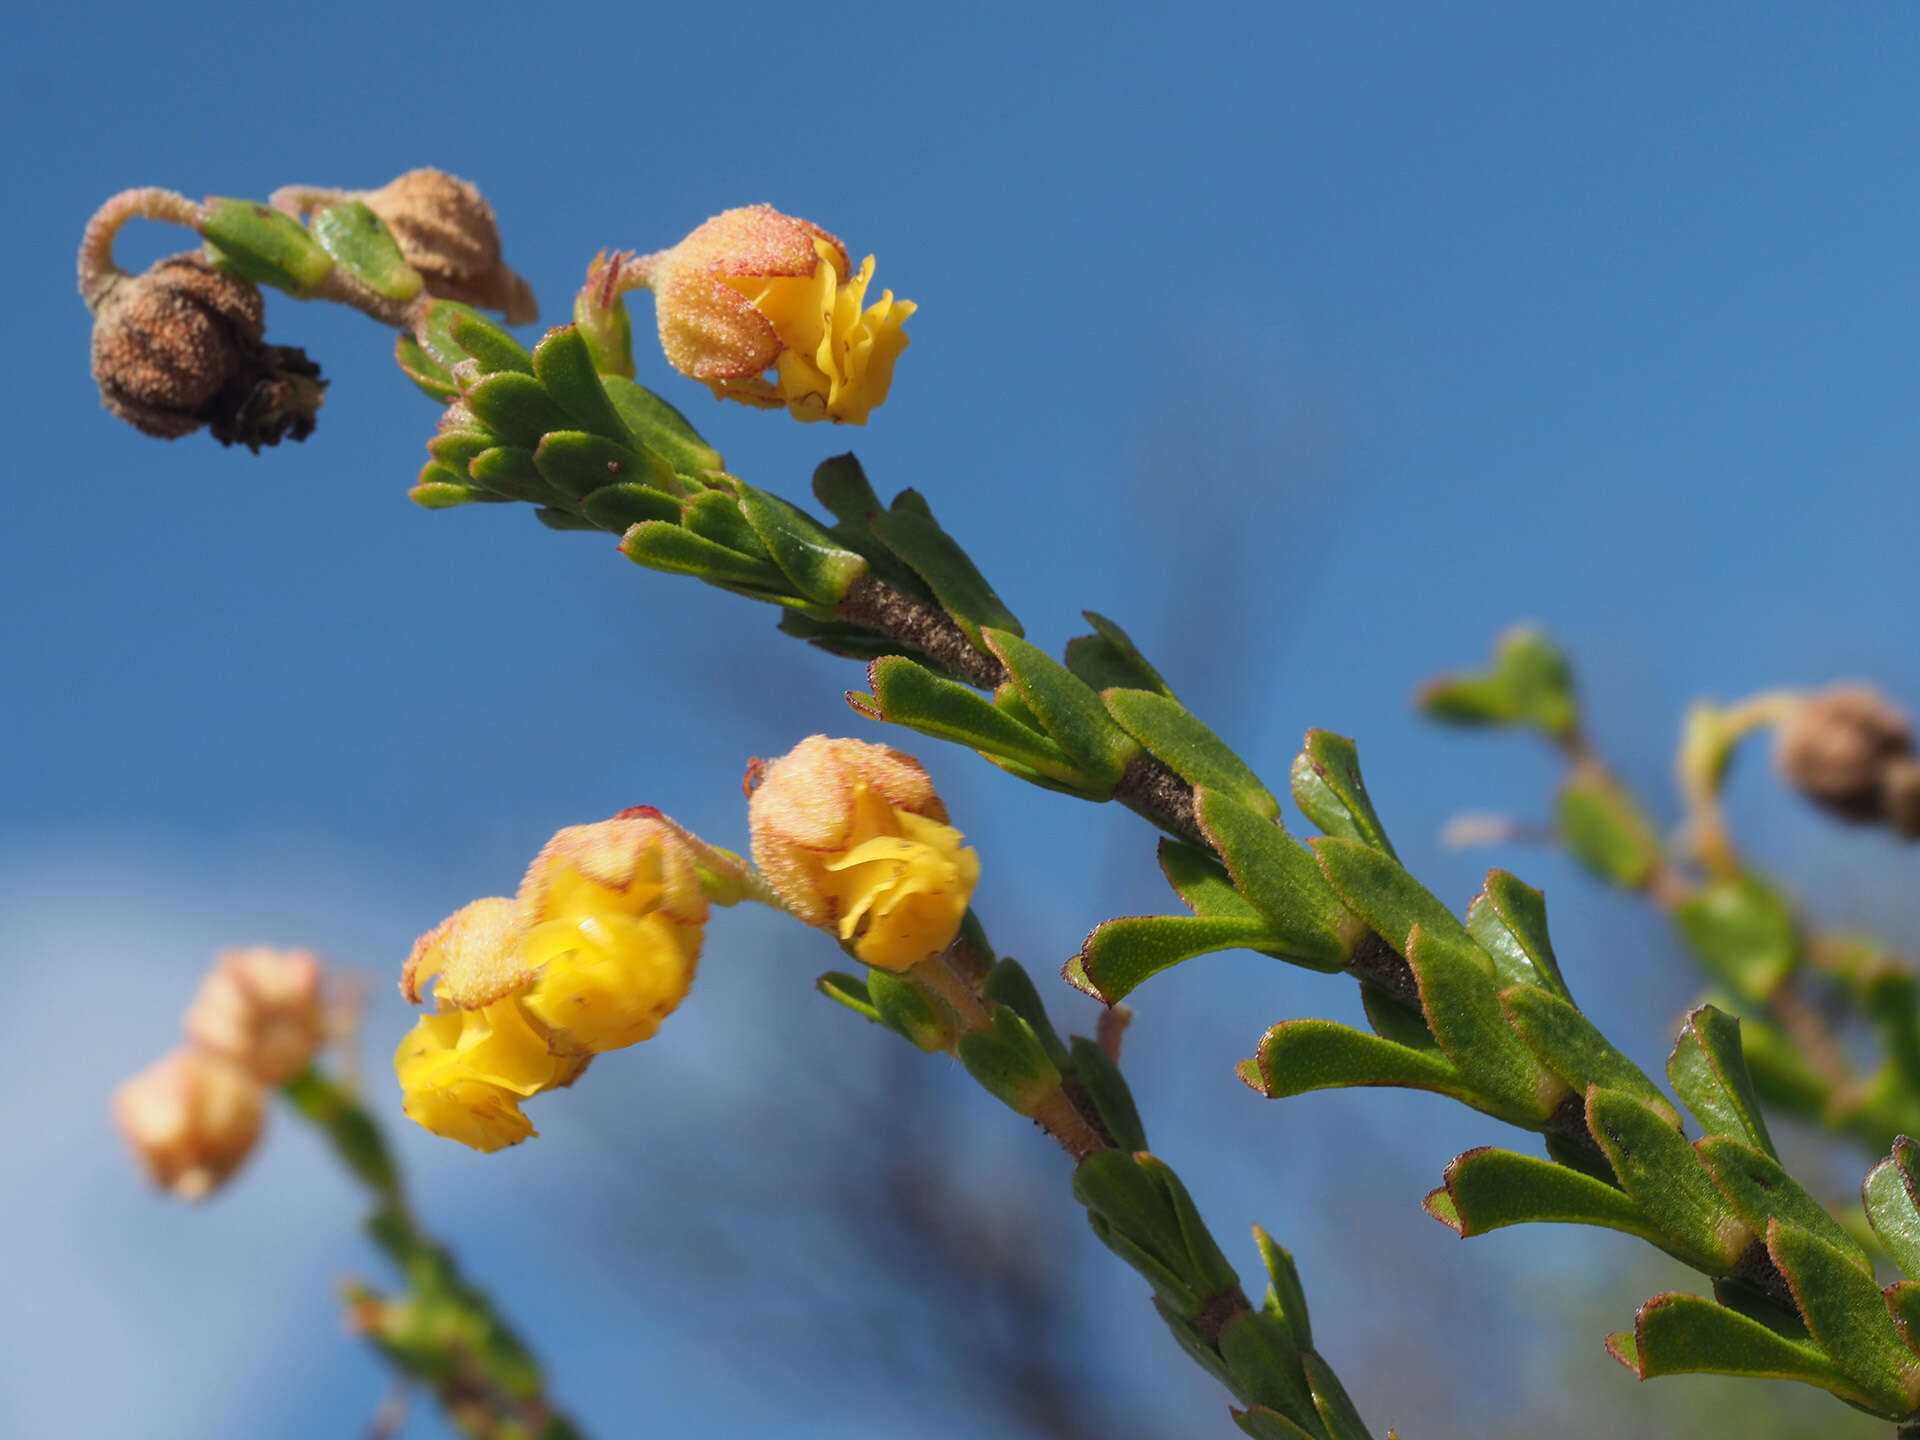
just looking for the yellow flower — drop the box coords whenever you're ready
[516,811,708,1054]
[749,736,979,971]
[635,205,913,425]
[394,813,731,1150]
[114,1047,265,1200]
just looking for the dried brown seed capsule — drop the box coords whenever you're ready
[89,254,326,451]
[359,169,537,325]
[1775,684,1919,832]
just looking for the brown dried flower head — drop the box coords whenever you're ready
[359,169,537,325]
[113,1048,265,1201]
[183,946,326,1084]
[1775,684,1920,836]
[89,254,325,450]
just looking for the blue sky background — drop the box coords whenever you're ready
[7,4,1920,1436]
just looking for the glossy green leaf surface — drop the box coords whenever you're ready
[1425,1145,1657,1242]
[1252,1226,1313,1352]
[201,197,333,295]
[1303,1352,1373,1440]
[1612,1291,1868,1401]
[1068,913,1281,1005]
[395,333,458,401]
[984,628,1138,789]
[1466,870,1571,1000]
[1289,731,1395,857]
[309,201,420,301]
[530,326,632,442]
[865,656,1082,781]
[738,486,868,606]
[1500,983,1677,1125]
[1404,924,1555,1125]
[1218,1312,1316,1429]
[1864,1139,1920,1282]
[1768,1218,1920,1413]
[1668,1005,1776,1156]
[618,522,787,590]
[1558,770,1661,889]
[1672,875,1799,1002]
[1246,1019,1469,1104]
[599,376,724,476]
[1068,1036,1147,1152]
[1197,791,1353,969]
[1696,1136,1867,1271]
[1587,1086,1750,1271]
[1104,690,1278,817]
[1065,611,1174,698]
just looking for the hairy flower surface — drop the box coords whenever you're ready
[750,736,978,971]
[636,205,913,424]
[184,946,325,1084]
[396,816,716,1149]
[114,1048,265,1199]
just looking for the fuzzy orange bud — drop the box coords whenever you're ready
[634,205,913,424]
[358,169,537,325]
[749,736,978,971]
[183,946,325,1084]
[114,1048,265,1200]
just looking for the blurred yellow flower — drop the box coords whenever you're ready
[749,736,978,971]
[635,205,913,425]
[114,1048,264,1199]
[393,1001,563,1153]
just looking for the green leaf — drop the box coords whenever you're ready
[600,376,725,475]
[531,326,634,442]
[395,333,457,401]
[534,507,598,532]
[1308,837,1485,973]
[1068,1036,1147,1152]
[778,612,915,666]
[1612,1291,1873,1404]
[201,198,333,295]
[1768,1218,1920,1414]
[1558,769,1662,889]
[1424,1145,1659,1243]
[1142,1153,1243,1303]
[1104,690,1278,818]
[1696,1135,1868,1271]
[460,372,573,448]
[1252,1225,1313,1352]
[426,428,495,472]
[1244,1019,1472,1105]
[1155,1298,1237,1393]
[449,310,536,376]
[1673,876,1800,1003]
[1466,870,1572,1001]
[1302,1352,1374,1440]
[618,522,788,590]
[1218,1312,1316,1429]
[1160,840,1265,921]
[868,494,1021,648]
[1067,913,1282,1005]
[1418,627,1578,739]
[956,1004,1062,1115]
[1499,983,1678,1126]
[738,486,869,606]
[865,656,1084,783]
[1586,1086,1750,1271]
[579,483,683,531]
[1289,731,1396,858]
[309,201,421,302]
[1404,925,1559,1126]
[983,628,1140,791]
[1196,791,1354,970]
[533,431,671,502]
[1864,1138,1920,1283]
[1417,674,1515,728]
[1074,1152,1199,1310]
[866,968,961,1052]
[1883,1281,1920,1360]
[409,479,483,509]
[1232,1405,1320,1440]
[816,971,880,1022]
[982,959,1070,1070]
[1729,1008,1830,1118]
[682,490,771,559]
[1064,611,1174,698]
[468,446,561,506]
[812,452,885,525]
[1667,1005,1776,1156]
[1358,981,1439,1051]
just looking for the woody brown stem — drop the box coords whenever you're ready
[836,573,1008,690]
